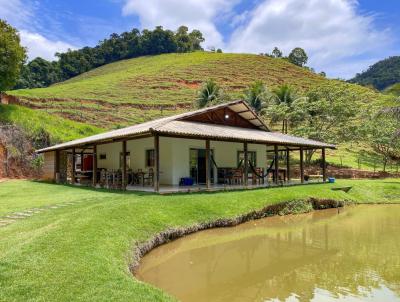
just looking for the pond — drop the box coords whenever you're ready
[136,205,400,302]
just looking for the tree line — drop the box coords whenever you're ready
[15,25,205,89]
[196,79,400,168]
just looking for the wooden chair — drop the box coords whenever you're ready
[144,168,154,186]
[251,168,262,185]
[232,169,243,185]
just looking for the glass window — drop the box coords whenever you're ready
[146,149,155,167]
[119,152,131,169]
[237,151,257,167]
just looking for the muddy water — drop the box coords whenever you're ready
[136,205,400,302]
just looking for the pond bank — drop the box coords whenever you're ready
[130,198,347,274]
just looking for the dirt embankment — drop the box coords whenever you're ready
[130,198,345,275]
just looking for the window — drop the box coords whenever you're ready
[237,151,257,167]
[99,153,107,160]
[146,149,155,167]
[119,152,131,169]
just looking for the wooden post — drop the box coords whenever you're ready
[72,148,76,184]
[205,139,211,189]
[274,145,279,184]
[93,145,97,187]
[322,148,327,182]
[286,148,290,183]
[122,141,127,190]
[54,149,60,183]
[154,134,160,192]
[244,142,248,187]
[300,147,304,183]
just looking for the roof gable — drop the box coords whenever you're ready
[174,100,269,131]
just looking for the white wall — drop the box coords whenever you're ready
[95,137,268,186]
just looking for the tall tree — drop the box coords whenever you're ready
[243,81,268,113]
[267,85,300,133]
[288,47,308,67]
[0,19,26,91]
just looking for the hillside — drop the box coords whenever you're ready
[384,83,400,96]
[7,52,389,129]
[350,56,400,90]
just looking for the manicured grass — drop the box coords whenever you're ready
[0,104,103,143]
[0,179,400,301]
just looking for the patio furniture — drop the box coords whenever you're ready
[143,168,154,186]
[231,169,243,185]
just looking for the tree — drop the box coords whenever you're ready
[271,47,282,58]
[266,85,300,133]
[288,47,308,67]
[243,81,268,113]
[15,57,60,88]
[196,79,221,108]
[366,114,400,171]
[0,19,26,91]
[291,84,359,162]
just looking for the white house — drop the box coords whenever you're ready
[37,100,335,193]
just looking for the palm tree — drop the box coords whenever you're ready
[271,84,298,133]
[196,79,220,108]
[243,81,268,113]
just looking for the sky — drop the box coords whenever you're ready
[1,0,399,79]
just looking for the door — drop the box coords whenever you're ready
[190,149,214,184]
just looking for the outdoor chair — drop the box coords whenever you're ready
[143,168,154,186]
[232,169,243,185]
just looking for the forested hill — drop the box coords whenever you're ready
[350,56,400,90]
[7,52,387,129]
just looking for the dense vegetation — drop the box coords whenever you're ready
[15,26,205,89]
[350,56,400,90]
[0,179,400,301]
[0,20,26,91]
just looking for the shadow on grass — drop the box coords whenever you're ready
[31,180,154,197]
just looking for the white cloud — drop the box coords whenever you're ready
[0,0,77,61]
[227,0,393,79]
[122,0,237,48]
[19,30,76,61]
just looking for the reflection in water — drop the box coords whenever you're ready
[136,205,400,302]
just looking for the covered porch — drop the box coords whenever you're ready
[39,100,334,193]
[49,134,329,194]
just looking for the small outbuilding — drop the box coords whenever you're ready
[37,100,335,193]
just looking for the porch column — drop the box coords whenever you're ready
[300,147,304,183]
[92,145,97,187]
[71,148,76,184]
[274,145,279,184]
[205,139,211,189]
[122,141,127,190]
[54,149,60,183]
[322,148,327,182]
[286,147,290,182]
[154,134,160,192]
[244,142,248,187]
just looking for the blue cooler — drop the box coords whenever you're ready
[328,177,335,183]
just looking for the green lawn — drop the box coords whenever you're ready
[0,179,400,301]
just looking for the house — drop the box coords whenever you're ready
[37,100,335,193]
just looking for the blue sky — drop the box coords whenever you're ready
[1,0,399,79]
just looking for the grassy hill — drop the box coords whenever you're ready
[7,52,389,129]
[0,104,102,144]
[4,51,398,172]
